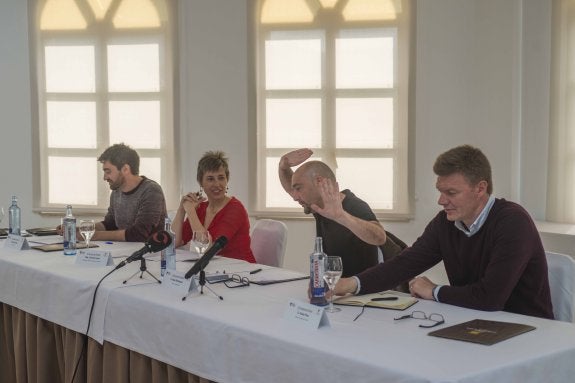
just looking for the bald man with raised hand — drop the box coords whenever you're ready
[278,148,386,277]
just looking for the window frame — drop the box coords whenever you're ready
[30,0,178,216]
[253,0,413,220]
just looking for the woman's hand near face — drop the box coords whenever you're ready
[180,192,206,214]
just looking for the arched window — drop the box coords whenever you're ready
[32,0,176,212]
[255,0,413,218]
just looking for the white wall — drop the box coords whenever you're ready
[0,1,37,227]
[0,0,566,276]
[178,0,250,205]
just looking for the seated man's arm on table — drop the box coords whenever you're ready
[333,219,443,297]
[92,216,126,241]
[311,178,387,246]
[91,183,166,242]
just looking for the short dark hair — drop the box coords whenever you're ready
[97,143,140,175]
[197,151,230,184]
[433,145,493,194]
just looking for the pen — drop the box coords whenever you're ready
[371,297,398,301]
[249,268,262,275]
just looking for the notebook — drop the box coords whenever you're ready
[334,291,418,311]
[26,227,59,236]
[31,242,99,252]
[428,319,536,345]
[247,268,310,285]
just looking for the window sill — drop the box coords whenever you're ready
[535,220,575,236]
[249,210,413,222]
[34,207,107,217]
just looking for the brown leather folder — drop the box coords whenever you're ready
[428,319,535,345]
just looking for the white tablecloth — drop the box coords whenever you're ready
[2,238,575,383]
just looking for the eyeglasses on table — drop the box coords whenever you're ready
[394,310,445,328]
[223,274,250,288]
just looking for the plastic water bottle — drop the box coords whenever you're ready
[309,237,328,306]
[161,217,176,276]
[8,196,21,236]
[62,205,77,256]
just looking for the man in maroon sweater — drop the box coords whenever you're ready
[334,145,554,319]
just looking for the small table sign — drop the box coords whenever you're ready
[4,234,30,250]
[283,299,330,329]
[75,249,114,267]
[162,269,197,295]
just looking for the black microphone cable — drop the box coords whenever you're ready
[69,267,117,383]
[69,231,172,382]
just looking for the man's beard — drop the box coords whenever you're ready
[108,174,124,190]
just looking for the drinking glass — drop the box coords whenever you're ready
[323,256,343,313]
[191,230,212,257]
[79,219,95,248]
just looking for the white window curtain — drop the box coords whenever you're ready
[254,0,414,219]
[31,0,177,214]
[548,0,575,222]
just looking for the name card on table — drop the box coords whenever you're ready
[4,234,30,250]
[283,299,330,330]
[75,249,114,267]
[162,269,197,294]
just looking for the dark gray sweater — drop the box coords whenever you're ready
[102,177,167,242]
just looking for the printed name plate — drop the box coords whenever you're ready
[162,269,197,294]
[4,234,30,250]
[283,299,330,329]
[75,249,114,267]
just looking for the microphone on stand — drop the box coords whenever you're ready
[115,230,172,270]
[185,236,228,279]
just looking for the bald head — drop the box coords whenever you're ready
[295,161,336,182]
[291,161,336,214]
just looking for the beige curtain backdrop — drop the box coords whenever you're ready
[0,303,210,383]
[548,0,575,222]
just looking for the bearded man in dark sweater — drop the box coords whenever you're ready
[93,143,167,242]
[334,145,553,319]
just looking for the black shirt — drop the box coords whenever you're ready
[314,189,379,277]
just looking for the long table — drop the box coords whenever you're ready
[2,238,575,383]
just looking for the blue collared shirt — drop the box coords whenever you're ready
[454,195,496,237]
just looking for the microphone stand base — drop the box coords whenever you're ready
[182,270,223,301]
[123,258,161,285]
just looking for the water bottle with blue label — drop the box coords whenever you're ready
[161,217,176,276]
[309,236,328,306]
[8,196,21,236]
[62,205,77,256]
